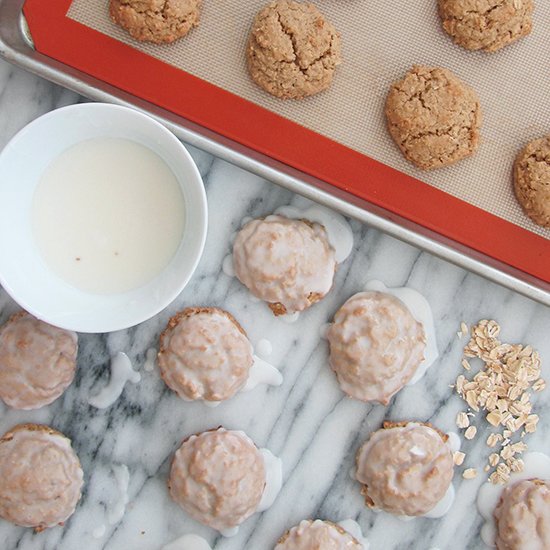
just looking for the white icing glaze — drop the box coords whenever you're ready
[446,432,461,453]
[92,524,106,539]
[108,464,130,525]
[222,254,235,277]
[281,312,300,324]
[162,534,212,550]
[363,280,438,385]
[477,452,550,547]
[143,347,157,372]
[220,526,239,537]
[88,352,141,409]
[337,519,370,549]
[422,484,455,519]
[242,356,283,392]
[275,205,353,263]
[255,338,273,357]
[276,519,362,549]
[257,448,283,512]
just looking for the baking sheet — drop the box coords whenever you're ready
[68,0,550,240]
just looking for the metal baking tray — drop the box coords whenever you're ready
[0,0,548,307]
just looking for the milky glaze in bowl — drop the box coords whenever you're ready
[0,103,207,333]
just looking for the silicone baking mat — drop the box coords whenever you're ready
[23,0,550,282]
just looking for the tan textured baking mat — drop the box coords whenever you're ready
[68,1,550,239]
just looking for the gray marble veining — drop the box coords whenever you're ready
[0,59,549,550]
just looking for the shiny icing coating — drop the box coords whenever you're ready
[0,424,83,530]
[327,292,425,404]
[494,479,550,550]
[356,423,454,516]
[158,308,253,402]
[275,519,362,549]
[169,429,266,531]
[0,312,77,409]
[232,215,336,315]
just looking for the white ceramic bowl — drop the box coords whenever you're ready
[0,103,207,333]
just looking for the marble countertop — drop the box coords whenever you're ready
[0,58,549,550]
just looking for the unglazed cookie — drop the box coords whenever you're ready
[168,428,266,531]
[513,135,550,228]
[0,311,77,410]
[494,479,550,550]
[438,0,534,53]
[385,65,482,170]
[327,291,425,404]
[0,424,83,530]
[109,0,201,44]
[158,307,253,402]
[247,0,342,99]
[233,215,336,315]
[275,519,362,549]
[355,422,454,517]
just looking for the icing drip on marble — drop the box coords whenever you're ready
[108,464,130,525]
[143,347,157,372]
[255,338,273,357]
[92,524,106,539]
[88,352,141,409]
[363,280,438,385]
[162,534,212,550]
[477,452,550,547]
[337,519,370,549]
[222,254,235,277]
[257,448,283,512]
[242,356,283,392]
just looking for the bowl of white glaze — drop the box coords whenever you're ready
[0,103,207,333]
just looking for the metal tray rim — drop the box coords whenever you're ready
[0,0,548,307]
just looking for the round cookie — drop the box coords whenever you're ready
[275,519,362,549]
[327,291,426,405]
[246,0,342,99]
[513,135,550,228]
[385,65,482,170]
[168,428,266,531]
[109,0,201,44]
[232,215,336,315]
[0,424,83,530]
[355,422,454,517]
[438,0,534,53]
[0,311,78,410]
[158,307,254,403]
[494,479,550,550]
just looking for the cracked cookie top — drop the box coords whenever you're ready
[246,0,342,99]
[275,519,362,549]
[109,0,201,44]
[514,135,550,227]
[438,0,534,53]
[385,65,482,170]
[514,135,550,228]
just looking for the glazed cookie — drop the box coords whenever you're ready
[385,65,482,170]
[0,311,78,410]
[438,0,534,53]
[0,424,83,530]
[355,422,454,517]
[169,428,266,531]
[233,215,336,315]
[158,307,254,402]
[494,479,550,550]
[247,0,342,99]
[110,0,201,44]
[513,135,550,228]
[275,519,362,549]
[327,291,426,404]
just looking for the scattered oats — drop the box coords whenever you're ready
[489,453,500,467]
[464,426,477,440]
[463,468,478,480]
[455,319,545,480]
[456,412,470,429]
[489,471,506,485]
[484,464,491,472]
[453,451,466,466]
[487,433,502,448]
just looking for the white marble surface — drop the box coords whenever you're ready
[0,58,549,550]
